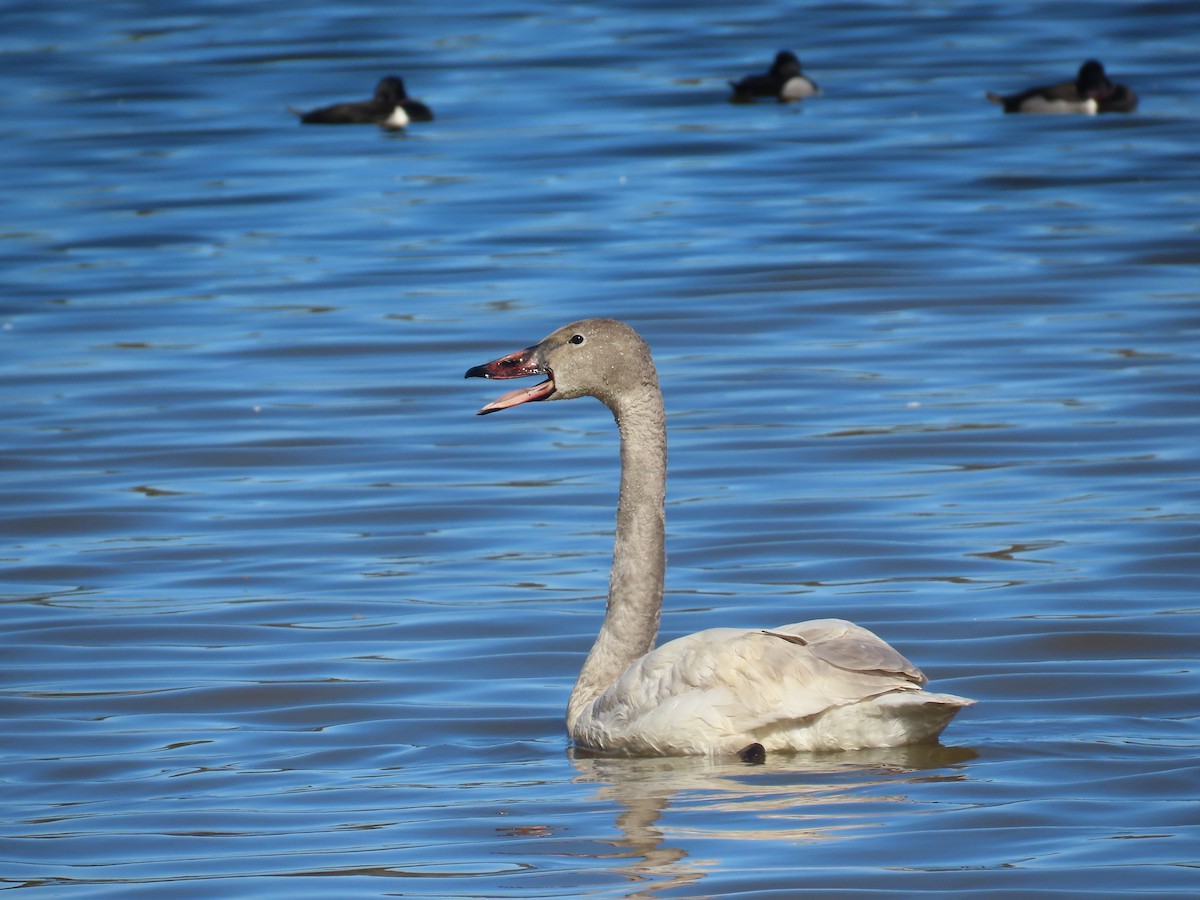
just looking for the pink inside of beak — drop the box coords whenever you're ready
[478,377,555,415]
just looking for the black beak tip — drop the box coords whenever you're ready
[464,364,487,379]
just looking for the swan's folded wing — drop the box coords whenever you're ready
[764,619,927,685]
[589,621,931,748]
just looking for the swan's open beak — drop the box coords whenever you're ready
[465,347,556,415]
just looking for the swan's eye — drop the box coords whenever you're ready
[569,334,585,345]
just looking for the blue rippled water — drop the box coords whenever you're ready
[2,0,1198,896]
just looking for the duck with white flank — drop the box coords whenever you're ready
[296,76,433,128]
[987,60,1137,114]
[729,50,819,102]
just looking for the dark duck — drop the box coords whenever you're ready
[729,50,818,103]
[296,76,434,128]
[987,60,1137,114]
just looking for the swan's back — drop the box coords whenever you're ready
[572,619,973,756]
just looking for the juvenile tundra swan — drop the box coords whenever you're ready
[466,318,972,758]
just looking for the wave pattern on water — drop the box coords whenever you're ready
[2,0,1199,896]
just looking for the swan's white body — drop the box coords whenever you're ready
[467,318,973,757]
[571,620,970,755]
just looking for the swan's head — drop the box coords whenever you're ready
[465,318,655,416]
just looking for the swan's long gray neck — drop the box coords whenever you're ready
[566,381,666,732]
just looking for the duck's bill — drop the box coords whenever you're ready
[465,348,555,415]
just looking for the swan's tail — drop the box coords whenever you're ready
[873,690,974,743]
[802,689,974,750]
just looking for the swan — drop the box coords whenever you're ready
[465,318,973,759]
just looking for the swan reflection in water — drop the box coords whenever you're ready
[502,745,976,894]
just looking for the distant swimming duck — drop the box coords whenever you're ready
[987,60,1137,114]
[729,50,819,102]
[296,76,434,127]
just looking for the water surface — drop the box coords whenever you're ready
[2,0,1198,896]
